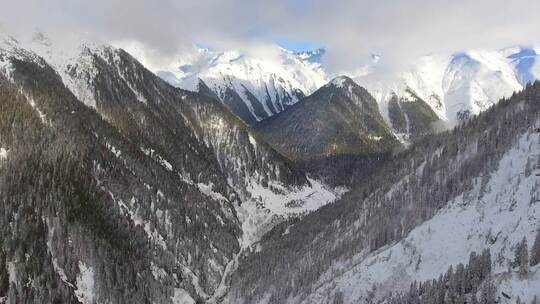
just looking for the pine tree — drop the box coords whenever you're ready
[530,229,540,267]
[333,291,344,304]
[514,237,529,277]
[479,280,496,304]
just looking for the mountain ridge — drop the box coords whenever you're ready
[254,75,399,161]
[0,32,342,303]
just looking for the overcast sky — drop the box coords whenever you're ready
[1,0,540,72]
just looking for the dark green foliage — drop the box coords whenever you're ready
[530,229,540,267]
[514,237,529,277]
[255,76,399,161]
[296,153,390,186]
[387,89,441,141]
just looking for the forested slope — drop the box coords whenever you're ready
[228,82,540,304]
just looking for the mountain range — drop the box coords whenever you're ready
[157,44,539,138]
[0,31,539,304]
[159,47,328,125]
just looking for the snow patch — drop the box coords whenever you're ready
[0,147,8,159]
[367,135,383,141]
[7,261,16,286]
[171,288,196,304]
[238,178,346,248]
[151,262,167,280]
[197,182,228,202]
[28,98,48,124]
[329,76,350,88]
[44,219,75,288]
[106,142,121,158]
[248,134,257,149]
[75,262,95,304]
[141,147,173,171]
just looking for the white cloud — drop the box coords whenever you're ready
[1,0,539,73]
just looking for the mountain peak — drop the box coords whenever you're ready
[293,48,326,63]
[327,75,355,88]
[31,30,51,47]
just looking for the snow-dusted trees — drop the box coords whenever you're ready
[387,250,494,304]
[479,280,496,304]
[514,237,529,277]
[333,291,344,304]
[531,229,540,267]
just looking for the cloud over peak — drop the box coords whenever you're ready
[1,0,539,73]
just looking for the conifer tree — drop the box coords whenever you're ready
[530,229,540,267]
[514,237,529,277]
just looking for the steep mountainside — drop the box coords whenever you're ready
[62,43,340,247]
[0,34,340,303]
[159,47,328,125]
[0,42,240,304]
[152,45,539,136]
[357,48,540,126]
[228,82,540,304]
[387,89,442,143]
[255,76,399,161]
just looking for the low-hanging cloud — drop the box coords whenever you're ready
[1,0,539,74]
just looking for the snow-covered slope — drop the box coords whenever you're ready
[355,48,540,126]
[301,128,540,304]
[156,47,329,124]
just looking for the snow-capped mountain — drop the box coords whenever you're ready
[157,46,329,124]
[0,32,342,304]
[154,44,539,134]
[355,47,540,126]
